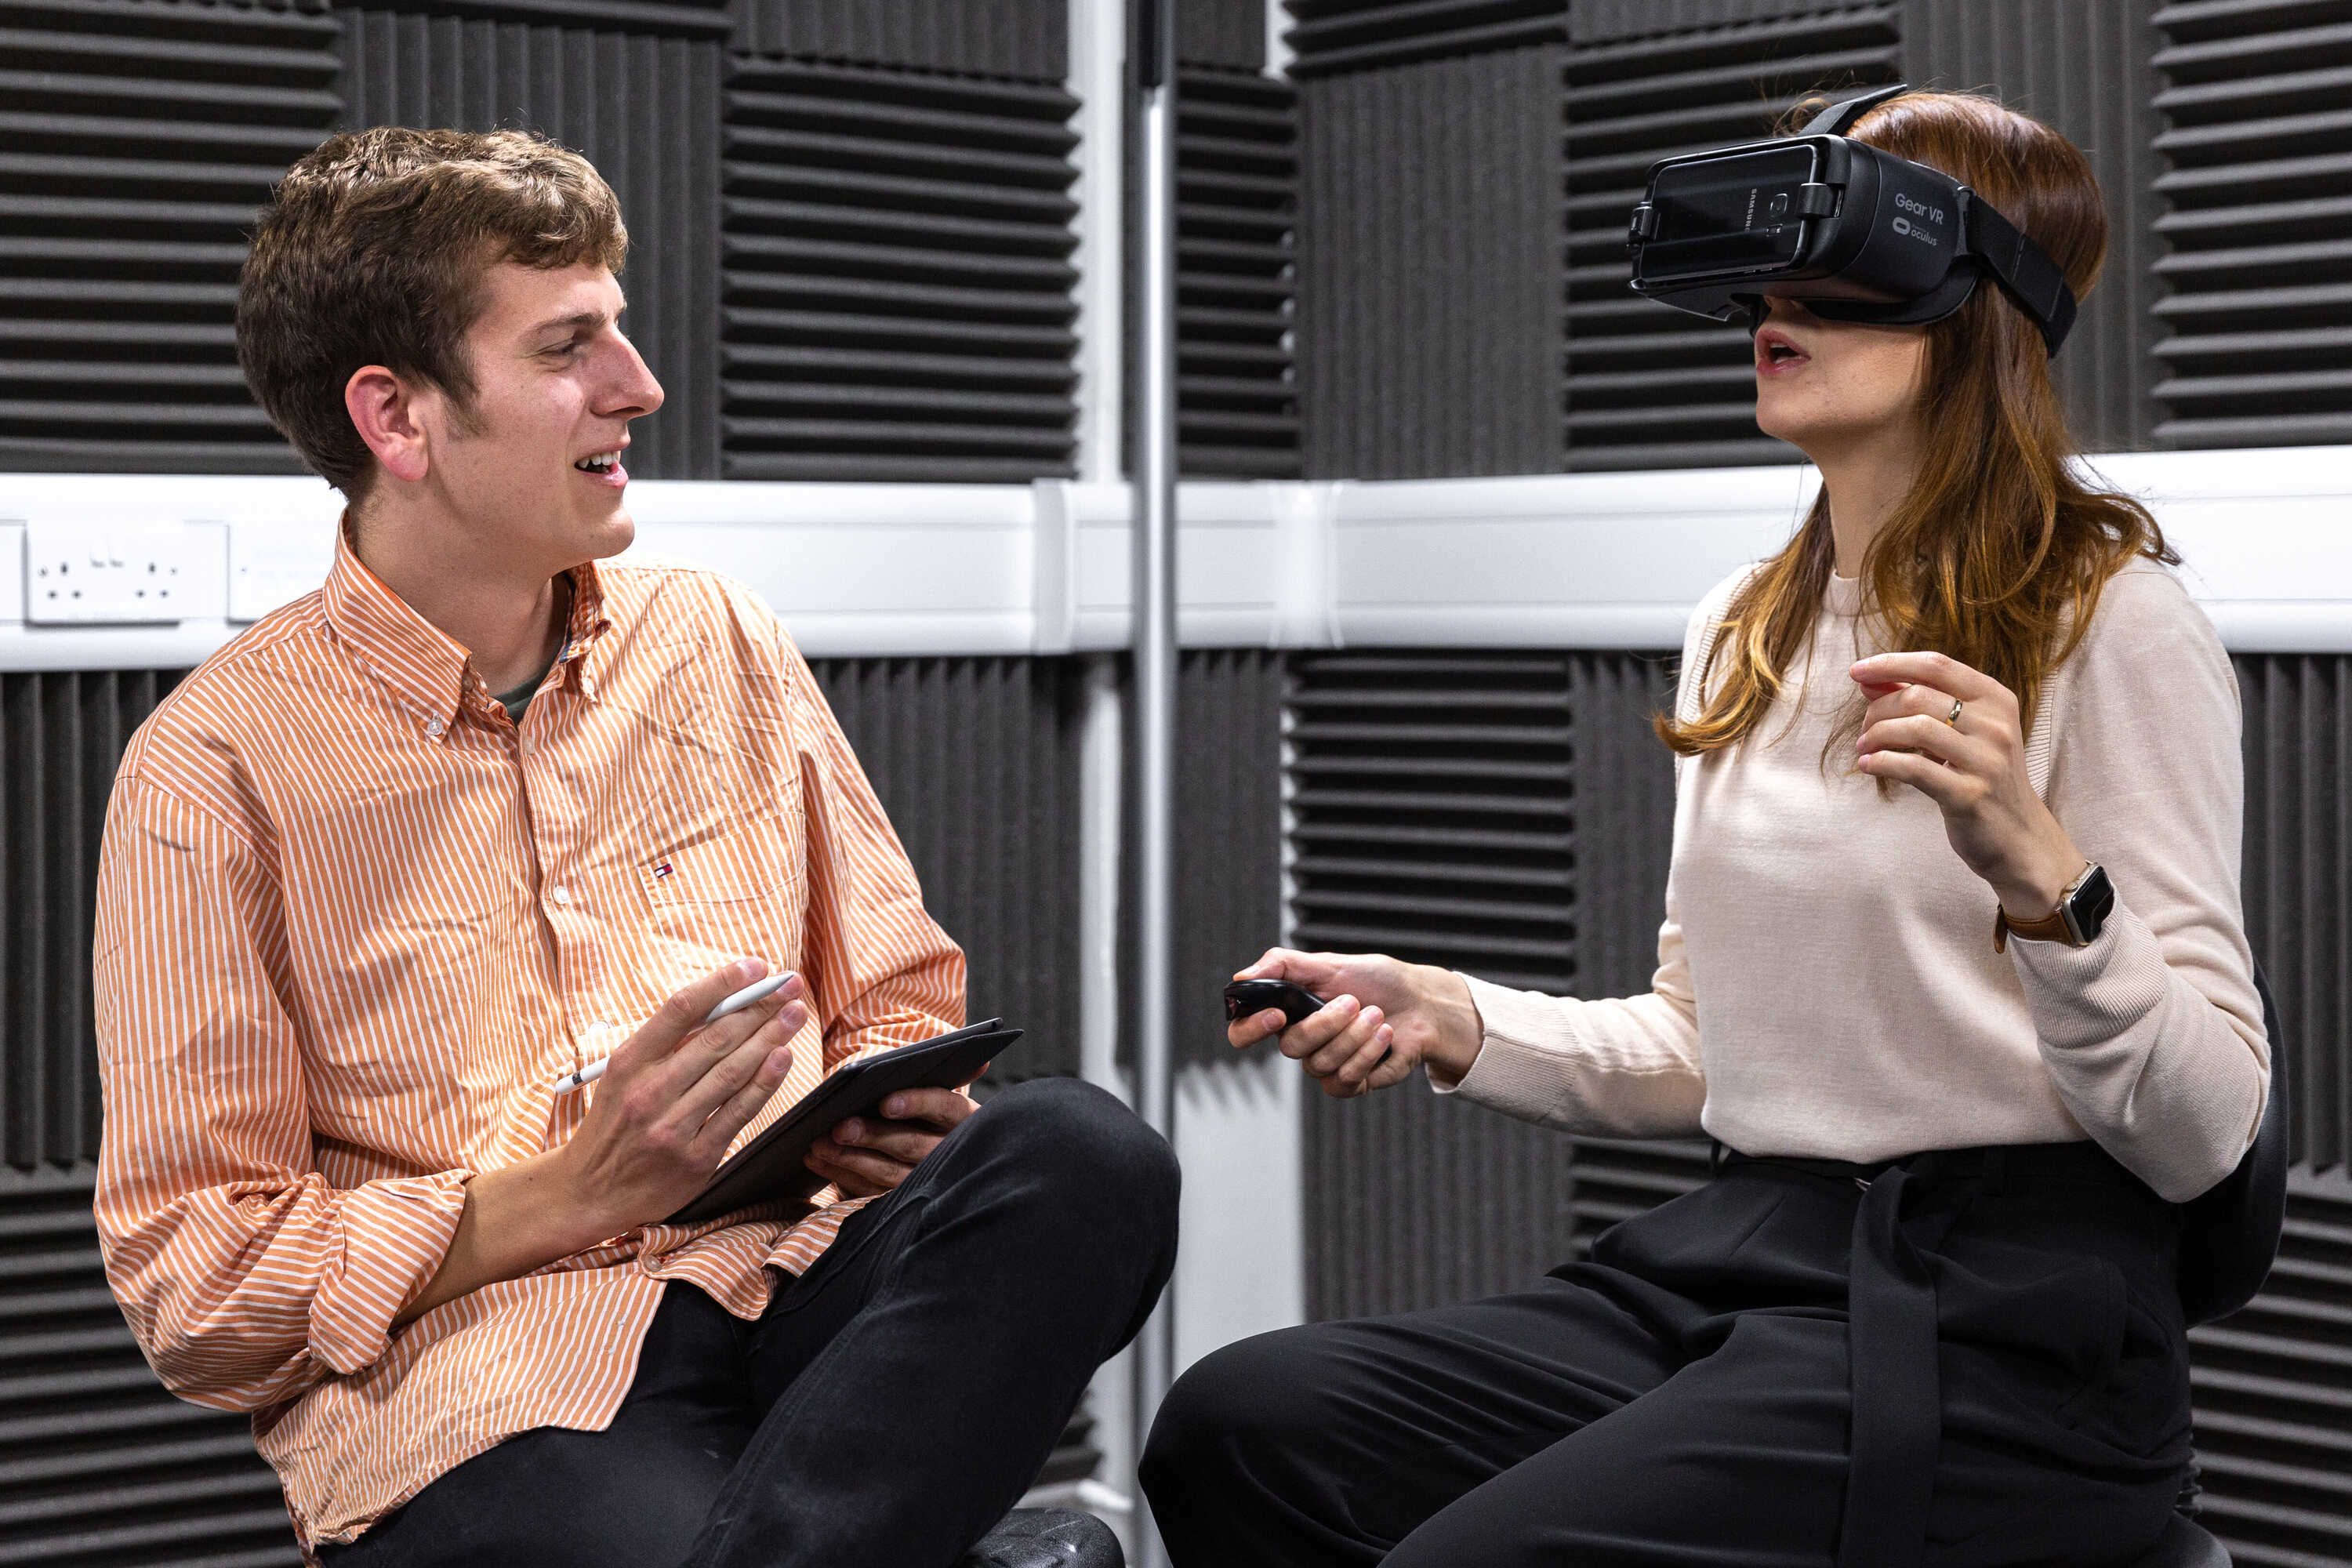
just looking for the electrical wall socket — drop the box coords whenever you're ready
[24,521,198,625]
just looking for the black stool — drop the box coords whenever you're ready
[962,1507,1123,1567]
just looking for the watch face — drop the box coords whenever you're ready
[2065,864,2114,943]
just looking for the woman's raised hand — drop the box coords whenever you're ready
[1227,949,1483,1098]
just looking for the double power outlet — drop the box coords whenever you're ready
[24,521,198,625]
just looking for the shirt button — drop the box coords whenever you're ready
[424,717,445,738]
[552,884,572,906]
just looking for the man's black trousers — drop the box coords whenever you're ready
[1143,1140,2192,1568]
[320,1076,1179,1568]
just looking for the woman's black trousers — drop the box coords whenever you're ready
[1142,1139,2192,1568]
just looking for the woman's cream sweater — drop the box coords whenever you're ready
[1436,557,2270,1203]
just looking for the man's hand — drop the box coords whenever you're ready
[394,960,805,1328]
[805,1085,977,1198]
[555,959,807,1241]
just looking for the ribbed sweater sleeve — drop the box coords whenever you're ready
[2003,567,2268,1201]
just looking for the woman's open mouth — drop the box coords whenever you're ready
[1755,328,1810,376]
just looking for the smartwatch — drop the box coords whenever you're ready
[1994,861,2114,953]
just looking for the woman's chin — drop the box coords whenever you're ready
[1752,408,1815,452]
[1752,400,1853,459]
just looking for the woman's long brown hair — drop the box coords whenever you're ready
[1653,90,2179,796]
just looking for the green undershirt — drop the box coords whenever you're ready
[495,577,572,726]
[492,652,554,726]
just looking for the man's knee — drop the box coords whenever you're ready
[964,1076,1180,1236]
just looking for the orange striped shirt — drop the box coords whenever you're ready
[91,524,966,1556]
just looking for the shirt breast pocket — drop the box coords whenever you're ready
[635,798,808,980]
[641,815,794,906]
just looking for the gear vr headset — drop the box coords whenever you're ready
[1625,84,2078,355]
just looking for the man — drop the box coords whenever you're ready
[92,126,1176,1567]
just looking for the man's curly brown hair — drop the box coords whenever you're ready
[236,126,628,499]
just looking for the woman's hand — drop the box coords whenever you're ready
[1850,650,2089,920]
[1227,949,1483,1098]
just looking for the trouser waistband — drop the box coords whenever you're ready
[1713,1137,2142,1196]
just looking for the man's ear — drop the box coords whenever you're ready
[345,365,433,485]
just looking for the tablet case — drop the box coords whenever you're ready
[665,1018,1023,1225]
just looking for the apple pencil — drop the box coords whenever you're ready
[549,971,795,1095]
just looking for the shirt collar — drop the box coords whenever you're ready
[552,554,614,704]
[322,516,615,742]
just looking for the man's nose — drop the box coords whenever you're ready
[606,336,664,419]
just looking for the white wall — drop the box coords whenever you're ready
[6,445,2348,671]
[1172,1054,1305,1372]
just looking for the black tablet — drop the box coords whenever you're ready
[665,1018,1022,1225]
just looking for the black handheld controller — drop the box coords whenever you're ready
[1224,978,1330,1028]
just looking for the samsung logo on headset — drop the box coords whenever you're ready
[1891,191,1946,243]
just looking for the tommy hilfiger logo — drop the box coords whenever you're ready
[652,861,673,881]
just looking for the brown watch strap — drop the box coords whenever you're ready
[1993,860,2096,953]
[1993,903,2073,953]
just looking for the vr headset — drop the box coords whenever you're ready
[1625,83,2078,355]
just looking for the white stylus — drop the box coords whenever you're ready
[549,971,795,1095]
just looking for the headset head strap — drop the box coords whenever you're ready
[1961,192,2078,354]
[1799,82,1911,138]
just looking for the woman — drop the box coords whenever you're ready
[1141,91,2269,1568]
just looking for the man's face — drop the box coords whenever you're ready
[416,260,664,572]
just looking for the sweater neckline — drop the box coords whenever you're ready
[1825,568,1863,618]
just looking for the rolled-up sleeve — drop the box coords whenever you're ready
[93,775,472,1413]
